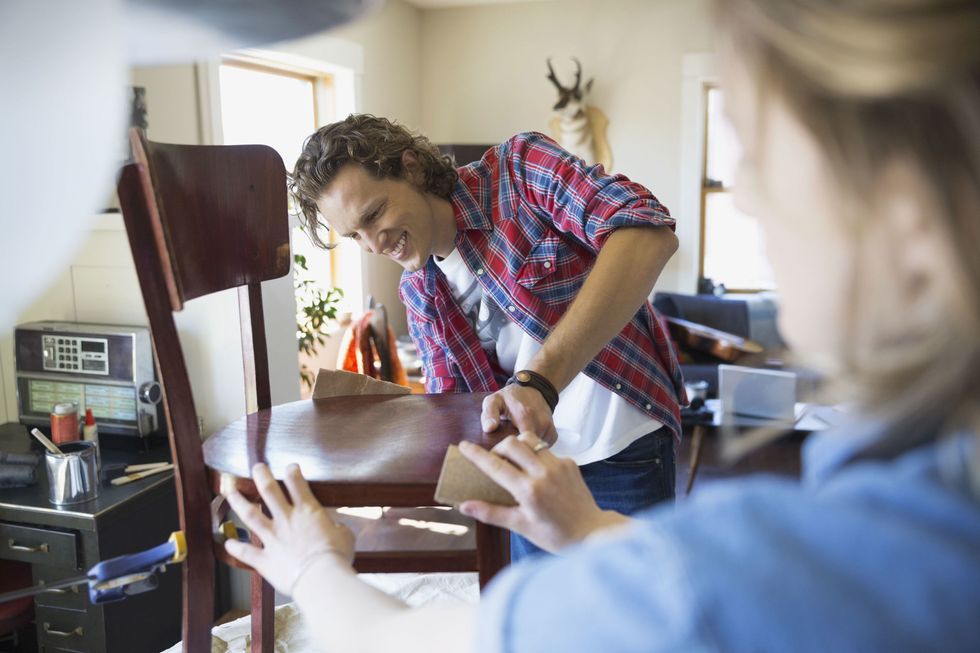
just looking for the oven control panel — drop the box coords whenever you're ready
[42,335,110,375]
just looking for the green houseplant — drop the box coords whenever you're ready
[294,252,344,390]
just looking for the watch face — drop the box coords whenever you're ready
[516,371,531,383]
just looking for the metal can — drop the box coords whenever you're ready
[50,402,80,445]
[45,441,99,505]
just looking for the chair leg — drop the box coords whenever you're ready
[685,424,707,496]
[182,552,215,653]
[250,572,274,652]
[476,522,510,589]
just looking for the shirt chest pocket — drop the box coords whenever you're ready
[516,233,591,305]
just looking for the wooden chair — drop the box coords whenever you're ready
[117,130,508,653]
[366,297,393,382]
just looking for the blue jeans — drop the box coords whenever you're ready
[510,429,676,561]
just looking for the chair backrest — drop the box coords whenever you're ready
[367,300,392,382]
[131,131,291,309]
[117,128,290,652]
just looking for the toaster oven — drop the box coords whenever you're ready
[14,321,162,439]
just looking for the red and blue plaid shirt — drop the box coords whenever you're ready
[399,132,685,441]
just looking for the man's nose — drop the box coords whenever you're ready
[359,230,382,255]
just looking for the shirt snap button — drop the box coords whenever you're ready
[508,305,516,312]
[645,403,652,410]
[543,261,552,269]
[476,268,485,276]
[615,383,622,390]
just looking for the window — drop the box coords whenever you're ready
[217,57,362,394]
[700,86,775,292]
[217,58,362,309]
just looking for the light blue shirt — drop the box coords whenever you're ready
[477,427,980,652]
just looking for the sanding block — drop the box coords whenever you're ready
[435,444,517,508]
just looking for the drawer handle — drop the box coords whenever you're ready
[43,623,84,638]
[7,538,49,553]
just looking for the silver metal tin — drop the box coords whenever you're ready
[45,441,100,505]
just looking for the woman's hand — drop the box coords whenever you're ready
[458,433,631,553]
[224,463,355,596]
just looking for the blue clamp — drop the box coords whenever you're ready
[88,531,186,604]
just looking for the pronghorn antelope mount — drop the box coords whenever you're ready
[546,57,612,171]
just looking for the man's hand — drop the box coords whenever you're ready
[458,433,631,553]
[224,463,355,596]
[481,384,559,445]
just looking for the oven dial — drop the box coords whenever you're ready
[139,381,162,405]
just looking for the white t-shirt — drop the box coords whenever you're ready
[434,248,662,465]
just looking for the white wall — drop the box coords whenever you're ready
[419,0,715,293]
[0,216,136,425]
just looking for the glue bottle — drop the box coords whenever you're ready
[83,408,99,444]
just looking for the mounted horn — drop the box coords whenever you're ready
[546,58,565,92]
[571,57,583,92]
[545,56,610,170]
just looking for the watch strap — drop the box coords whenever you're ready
[506,370,559,413]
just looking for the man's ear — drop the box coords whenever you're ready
[401,150,424,188]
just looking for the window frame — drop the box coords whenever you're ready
[698,83,773,294]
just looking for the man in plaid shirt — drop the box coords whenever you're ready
[292,114,685,560]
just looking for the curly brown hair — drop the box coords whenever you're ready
[290,114,459,249]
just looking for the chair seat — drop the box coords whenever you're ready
[204,393,515,506]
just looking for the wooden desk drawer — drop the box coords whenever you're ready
[37,605,95,652]
[34,606,97,653]
[0,522,78,568]
[34,564,88,610]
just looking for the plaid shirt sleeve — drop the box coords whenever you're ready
[401,277,468,394]
[505,132,675,252]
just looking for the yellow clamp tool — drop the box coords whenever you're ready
[168,530,188,563]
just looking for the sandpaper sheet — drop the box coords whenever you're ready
[312,368,410,399]
[435,444,516,508]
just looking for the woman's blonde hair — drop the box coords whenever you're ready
[716,0,980,471]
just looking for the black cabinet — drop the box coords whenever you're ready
[0,425,181,652]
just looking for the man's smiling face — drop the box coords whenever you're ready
[316,159,449,273]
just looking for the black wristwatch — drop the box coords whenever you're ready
[506,370,559,413]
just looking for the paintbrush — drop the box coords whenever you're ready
[30,428,63,455]
[124,461,171,473]
[111,463,175,486]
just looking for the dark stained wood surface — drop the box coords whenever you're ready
[204,393,516,506]
[138,137,291,308]
[121,130,293,653]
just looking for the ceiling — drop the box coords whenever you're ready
[404,0,554,9]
